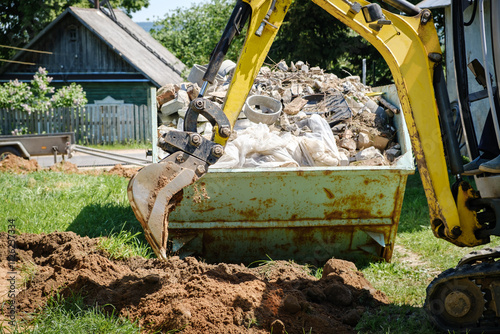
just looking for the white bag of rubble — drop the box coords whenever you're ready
[300,114,344,166]
[355,146,384,161]
[211,123,299,168]
[209,143,240,168]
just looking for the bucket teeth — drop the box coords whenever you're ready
[127,152,208,260]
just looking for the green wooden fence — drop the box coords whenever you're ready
[0,105,152,144]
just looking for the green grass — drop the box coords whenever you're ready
[0,292,142,334]
[357,173,500,333]
[97,226,153,260]
[0,171,151,333]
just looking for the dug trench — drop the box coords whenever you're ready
[0,232,389,333]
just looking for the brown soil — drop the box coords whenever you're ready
[0,232,388,333]
[0,154,139,178]
[0,154,39,173]
[106,164,140,178]
[49,161,79,173]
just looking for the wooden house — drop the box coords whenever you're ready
[0,6,185,106]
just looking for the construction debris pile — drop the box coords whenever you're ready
[157,60,403,168]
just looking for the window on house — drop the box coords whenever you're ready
[68,26,77,42]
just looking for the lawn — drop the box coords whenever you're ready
[1,170,497,333]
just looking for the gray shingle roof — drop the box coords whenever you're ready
[3,6,185,86]
[68,7,185,87]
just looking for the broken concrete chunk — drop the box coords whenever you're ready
[373,135,390,151]
[339,151,349,166]
[343,129,353,139]
[305,86,315,95]
[260,66,271,75]
[386,148,401,162]
[177,90,190,106]
[158,113,178,126]
[277,60,289,72]
[290,62,297,72]
[355,146,384,161]
[301,64,309,74]
[291,83,303,96]
[364,99,379,113]
[345,96,364,114]
[177,107,209,123]
[271,90,282,101]
[208,91,227,100]
[156,84,178,107]
[295,60,305,69]
[161,99,184,116]
[357,132,371,150]
[310,66,323,75]
[313,80,323,91]
[186,84,200,101]
[284,97,308,116]
[282,88,293,104]
[340,138,357,152]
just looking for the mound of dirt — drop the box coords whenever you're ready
[48,161,79,173]
[0,232,388,333]
[106,164,140,178]
[0,154,39,173]
[0,156,140,178]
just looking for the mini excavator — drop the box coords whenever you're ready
[127,0,500,332]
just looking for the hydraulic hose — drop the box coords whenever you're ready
[381,0,421,16]
[202,0,251,85]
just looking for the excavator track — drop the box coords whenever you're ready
[425,246,500,333]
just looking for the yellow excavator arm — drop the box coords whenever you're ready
[224,0,485,248]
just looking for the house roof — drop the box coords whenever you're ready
[4,6,185,87]
[417,0,451,9]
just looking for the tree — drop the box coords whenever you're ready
[269,0,391,85]
[151,0,244,69]
[0,0,149,60]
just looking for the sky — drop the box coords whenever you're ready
[131,0,208,22]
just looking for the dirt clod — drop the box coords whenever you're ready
[49,161,78,173]
[106,164,140,178]
[0,232,388,333]
[0,154,39,173]
[282,294,301,314]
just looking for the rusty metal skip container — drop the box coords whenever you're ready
[166,86,413,265]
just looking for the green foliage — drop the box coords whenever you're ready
[151,0,245,69]
[0,79,32,112]
[50,83,88,108]
[0,67,87,113]
[269,0,391,85]
[0,0,150,60]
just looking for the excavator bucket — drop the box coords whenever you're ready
[127,152,207,259]
[127,0,251,260]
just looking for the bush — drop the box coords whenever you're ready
[0,67,87,113]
